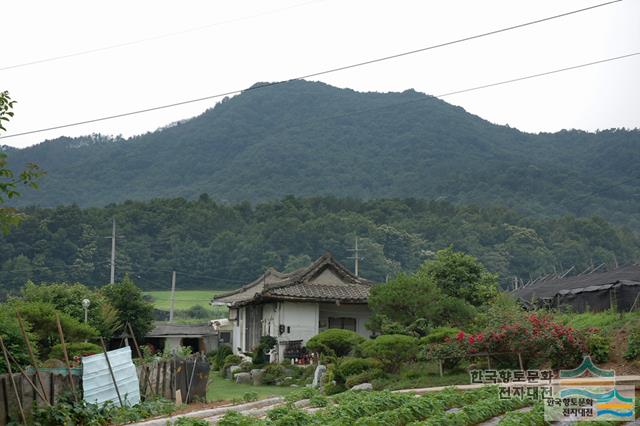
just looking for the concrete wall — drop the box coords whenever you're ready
[318,303,372,338]
[164,336,183,353]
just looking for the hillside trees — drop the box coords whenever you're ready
[0,197,637,294]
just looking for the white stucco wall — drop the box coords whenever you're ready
[231,306,244,354]
[278,302,319,343]
[318,303,372,338]
[230,301,372,357]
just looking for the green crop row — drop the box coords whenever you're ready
[410,390,532,425]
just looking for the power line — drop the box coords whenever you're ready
[0,0,326,72]
[0,0,623,140]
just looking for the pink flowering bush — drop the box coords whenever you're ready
[421,313,588,369]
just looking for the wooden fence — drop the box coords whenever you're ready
[0,358,209,425]
[0,370,80,426]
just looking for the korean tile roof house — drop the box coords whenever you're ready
[213,252,373,360]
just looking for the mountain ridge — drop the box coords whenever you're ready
[3,80,639,228]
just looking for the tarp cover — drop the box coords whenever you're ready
[82,346,140,407]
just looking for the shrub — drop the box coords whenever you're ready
[444,313,589,369]
[305,329,365,357]
[261,364,286,385]
[49,342,102,361]
[334,357,382,383]
[220,354,243,378]
[359,335,419,372]
[210,345,233,371]
[242,391,258,402]
[421,327,460,344]
[624,330,640,361]
[174,418,209,426]
[252,335,277,365]
[587,334,610,363]
[419,340,466,370]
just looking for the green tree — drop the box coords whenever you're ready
[11,301,97,358]
[0,91,43,233]
[0,308,37,373]
[418,247,498,306]
[100,275,154,339]
[367,272,475,332]
[21,281,121,339]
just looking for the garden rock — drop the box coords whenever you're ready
[235,372,252,384]
[351,383,373,391]
[312,364,327,388]
[227,365,241,379]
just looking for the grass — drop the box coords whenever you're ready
[207,376,295,402]
[554,309,640,334]
[144,290,228,318]
[372,361,470,390]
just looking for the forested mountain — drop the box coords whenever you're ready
[1,196,638,294]
[3,80,639,228]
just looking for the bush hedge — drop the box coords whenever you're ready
[359,334,419,372]
[306,329,365,357]
[49,342,102,360]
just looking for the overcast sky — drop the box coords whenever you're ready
[1,0,639,148]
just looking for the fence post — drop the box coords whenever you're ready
[16,312,49,406]
[518,353,524,371]
[438,359,443,377]
[0,337,26,425]
[55,314,78,402]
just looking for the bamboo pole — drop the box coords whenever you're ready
[0,337,27,425]
[126,322,155,398]
[185,356,198,403]
[55,314,78,402]
[99,337,123,407]
[6,351,49,406]
[16,311,50,405]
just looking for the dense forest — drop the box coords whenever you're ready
[2,80,639,228]
[0,196,638,295]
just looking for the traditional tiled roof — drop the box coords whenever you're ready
[146,322,216,337]
[213,252,372,306]
[514,264,640,300]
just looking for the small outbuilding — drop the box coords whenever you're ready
[145,323,218,354]
[213,252,373,361]
[513,264,640,312]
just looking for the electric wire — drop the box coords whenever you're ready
[0,0,625,140]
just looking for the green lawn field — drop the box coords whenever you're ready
[207,377,295,402]
[144,290,228,318]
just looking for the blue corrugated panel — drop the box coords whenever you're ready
[82,346,140,407]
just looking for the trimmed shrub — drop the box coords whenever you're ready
[421,327,460,344]
[305,329,365,357]
[49,342,102,361]
[261,364,286,385]
[587,335,610,363]
[334,357,382,383]
[359,335,419,372]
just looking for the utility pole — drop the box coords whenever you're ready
[110,218,116,284]
[347,237,362,277]
[169,271,176,322]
